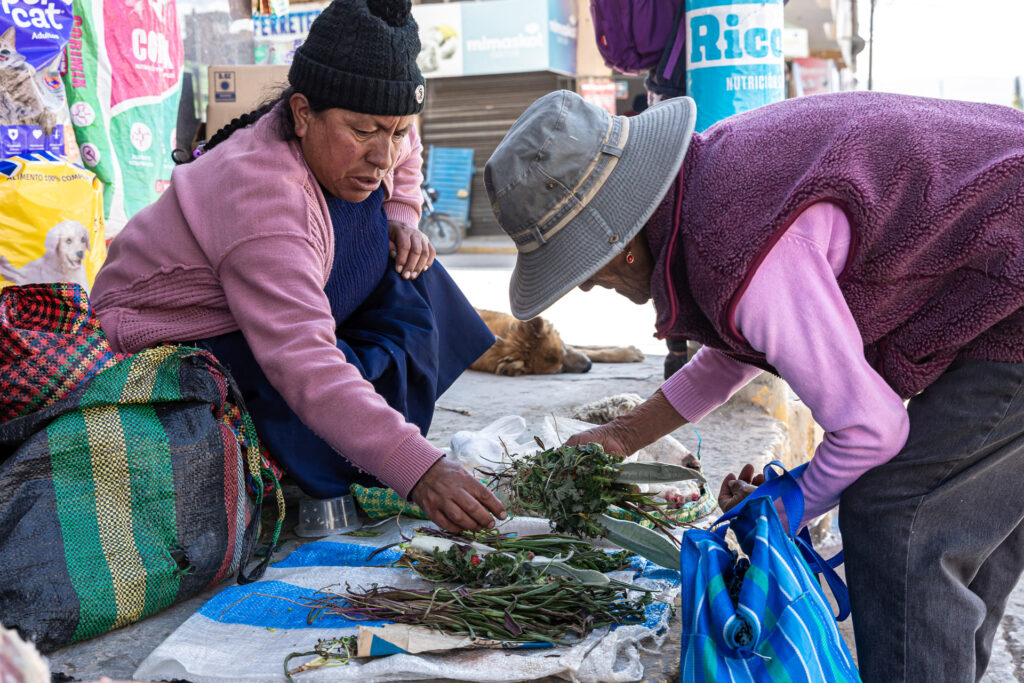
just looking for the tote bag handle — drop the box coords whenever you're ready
[711,461,851,621]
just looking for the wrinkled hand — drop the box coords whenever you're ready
[717,463,765,513]
[564,421,636,458]
[411,457,506,533]
[389,220,436,280]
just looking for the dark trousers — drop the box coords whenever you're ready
[840,359,1024,682]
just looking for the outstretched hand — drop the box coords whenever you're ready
[388,220,435,280]
[717,463,765,513]
[564,421,634,458]
[411,457,507,533]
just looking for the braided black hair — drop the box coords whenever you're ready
[174,86,330,164]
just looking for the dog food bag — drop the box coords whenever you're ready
[63,0,182,237]
[0,0,73,157]
[0,151,106,292]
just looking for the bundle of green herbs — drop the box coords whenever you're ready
[487,441,706,570]
[395,530,634,588]
[491,441,687,537]
[303,580,652,644]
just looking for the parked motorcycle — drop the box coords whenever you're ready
[419,183,463,255]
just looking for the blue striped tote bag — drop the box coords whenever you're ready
[679,463,860,682]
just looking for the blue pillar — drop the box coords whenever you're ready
[685,0,785,132]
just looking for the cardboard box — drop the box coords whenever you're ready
[205,65,290,137]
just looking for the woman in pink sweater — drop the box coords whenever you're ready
[91,0,505,534]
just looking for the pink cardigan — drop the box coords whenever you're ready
[90,112,441,499]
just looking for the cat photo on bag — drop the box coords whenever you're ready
[0,26,58,134]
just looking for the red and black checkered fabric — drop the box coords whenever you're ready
[0,283,122,425]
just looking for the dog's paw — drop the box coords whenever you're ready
[496,358,526,376]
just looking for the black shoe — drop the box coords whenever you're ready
[664,351,687,379]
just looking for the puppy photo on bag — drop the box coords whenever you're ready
[0,220,92,291]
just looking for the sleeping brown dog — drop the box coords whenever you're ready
[470,309,643,376]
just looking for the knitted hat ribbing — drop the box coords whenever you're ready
[288,0,425,116]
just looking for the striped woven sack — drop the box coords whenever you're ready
[679,463,860,682]
[0,283,123,425]
[0,345,284,652]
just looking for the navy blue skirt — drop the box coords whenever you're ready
[193,263,493,499]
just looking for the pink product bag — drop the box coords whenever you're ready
[589,0,684,75]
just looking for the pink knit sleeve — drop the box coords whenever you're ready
[660,345,761,422]
[383,124,424,229]
[733,203,910,525]
[216,234,442,498]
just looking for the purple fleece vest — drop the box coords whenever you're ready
[648,91,1024,398]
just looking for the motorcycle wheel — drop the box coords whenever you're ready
[422,214,462,255]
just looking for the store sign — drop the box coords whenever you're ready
[253,2,327,65]
[412,0,577,79]
[782,25,809,58]
[792,57,836,96]
[580,79,616,114]
[413,3,463,78]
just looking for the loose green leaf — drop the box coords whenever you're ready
[599,514,681,570]
[615,461,706,484]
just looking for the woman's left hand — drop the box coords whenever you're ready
[717,463,765,512]
[389,220,436,280]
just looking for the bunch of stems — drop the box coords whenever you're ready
[283,635,357,682]
[305,580,651,644]
[414,527,635,573]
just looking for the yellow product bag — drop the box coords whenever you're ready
[0,152,105,293]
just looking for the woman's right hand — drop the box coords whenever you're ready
[564,421,635,457]
[411,457,507,533]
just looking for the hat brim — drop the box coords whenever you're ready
[509,96,697,320]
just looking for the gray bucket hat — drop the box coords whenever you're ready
[484,90,696,320]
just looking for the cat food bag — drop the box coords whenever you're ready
[0,0,73,157]
[0,151,106,292]
[63,0,182,237]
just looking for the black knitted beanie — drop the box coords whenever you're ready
[288,0,425,116]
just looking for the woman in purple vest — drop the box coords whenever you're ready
[485,89,1024,681]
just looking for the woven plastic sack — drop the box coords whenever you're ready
[0,344,284,652]
[679,463,860,682]
[0,283,121,424]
